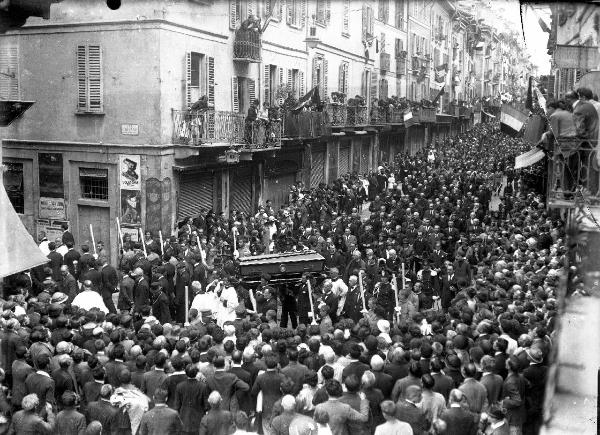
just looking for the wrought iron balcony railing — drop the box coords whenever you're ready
[418,107,437,123]
[172,109,280,148]
[548,139,600,207]
[233,28,261,62]
[282,111,331,138]
[325,104,368,127]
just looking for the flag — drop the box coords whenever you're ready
[534,87,547,114]
[538,17,550,33]
[500,104,528,137]
[432,86,445,104]
[514,147,545,169]
[525,77,534,111]
[523,115,546,144]
[293,86,320,111]
[403,110,417,128]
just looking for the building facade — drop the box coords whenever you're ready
[0,0,532,265]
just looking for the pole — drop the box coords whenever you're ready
[184,285,189,324]
[306,278,317,325]
[116,218,124,247]
[139,228,147,257]
[359,270,367,312]
[232,227,239,258]
[90,224,97,257]
[158,230,164,256]
[392,273,399,324]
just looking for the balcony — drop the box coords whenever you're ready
[172,110,281,149]
[548,139,600,208]
[396,56,407,76]
[380,52,391,72]
[283,111,331,139]
[412,56,420,74]
[233,28,261,62]
[417,107,437,123]
[325,104,368,127]
[484,70,493,81]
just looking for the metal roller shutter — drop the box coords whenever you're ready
[178,172,214,220]
[230,165,253,215]
[311,148,326,187]
[360,140,371,173]
[339,143,351,175]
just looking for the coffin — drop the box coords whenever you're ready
[238,251,325,278]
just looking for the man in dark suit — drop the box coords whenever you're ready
[206,356,249,412]
[440,389,478,435]
[199,391,235,435]
[132,267,150,313]
[58,265,79,304]
[100,258,119,314]
[139,388,183,435]
[103,345,128,388]
[82,259,102,292]
[24,354,56,411]
[86,384,119,434]
[281,349,310,395]
[522,348,547,435]
[78,245,95,284]
[480,355,503,407]
[47,242,63,282]
[493,338,509,379]
[161,357,188,409]
[141,352,168,399]
[251,355,284,434]
[82,370,105,410]
[61,223,75,247]
[174,364,209,434]
[395,385,430,435]
[62,242,81,279]
[228,351,253,416]
[1,318,24,385]
[370,355,393,400]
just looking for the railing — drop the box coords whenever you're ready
[325,104,368,127]
[347,105,369,125]
[172,110,281,148]
[380,52,391,72]
[326,103,347,126]
[459,106,471,117]
[396,57,407,75]
[412,56,420,73]
[548,139,600,207]
[283,111,331,138]
[418,107,437,123]
[233,28,261,62]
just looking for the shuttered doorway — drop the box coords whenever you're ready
[311,146,326,187]
[230,165,253,215]
[339,142,351,176]
[178,172,214,220]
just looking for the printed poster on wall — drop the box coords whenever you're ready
[119,155,141,190]
[39,197,66,219]
[120,190,142,225]
[145,178,162,235]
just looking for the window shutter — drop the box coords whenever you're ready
[249,78,256,103]
[207,56,215,107]
[369,6,374,36]
[247,0,256,18]
[77,45,88,111]
[343,0,349,33]
[370,69,378,101]
[326,0,331,24]
[185,52,192,109]
[87,45,103,112]
[299,70,305,97]
[287,68,293,92]
[232,77,239,112]
[300,0,306,28]
[265,0,271,17]
[230,0,238,29]
[286,0,292,24]
[322,58,328,99]
[343,64,349,95]
[263,64,271,104]
[0,44,18,100]
[312,57,318,89]
[362,4,367,40]
[317,0,324,23]
[338,63,344,93]
[278,66,285,105]
[278,0,283,19]
[381,32,386,52]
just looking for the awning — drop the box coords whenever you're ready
[0,184,49,278]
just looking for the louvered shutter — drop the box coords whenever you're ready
[287,69,292,93]
[343,0,349,33]
[77,46,87,111]
[343,64,349,95]
[0,44,18,100]
[339,143,351,174]
[232,77,239,112]
[381,32,386,53]
[299,71,305,98]
[371,69,378,101]
[317,0,324,23]
[312,57,318,89]
[178,173,214,220]
[263,64,270,104]
[229,0,238,29]
[310,147,326,187]
[362,4,367,40]
[248,79,256,104]
[300,0,306,28]
[286,0,292,24]
[278,0,283,19]
[207,57,215,138]
[338,63,344,93]
[230,166,253,215]
[368,6,374,36]
[278,67,285,105]
[322,58,328,100]
[185,52,192,108]
[265,0,271,17]
[247,0,256,18]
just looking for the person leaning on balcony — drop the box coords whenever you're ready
[244,99,259,143]
[537,99,576,147]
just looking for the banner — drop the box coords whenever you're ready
[514,148,545,169]
[500,104,528,136]
[403,110,418,128]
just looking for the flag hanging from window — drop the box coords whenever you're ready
[292,86,321,111]
[500,104,528,137]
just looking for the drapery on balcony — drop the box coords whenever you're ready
[283,111,331,138]
[172,110,280,148]
[233,28,261,62]
[548,139,600,207]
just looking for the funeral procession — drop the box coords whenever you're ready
[0,0,598,434]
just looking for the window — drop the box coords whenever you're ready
[0,43,19,100]
[80,168,108,200]
[378,0,389,23]
[362,5,374,39]
[395,0,405,30]
[264,0,282,21]
[3,162,24,214]
[288,68,300,98]
[287,0,305,28]
[186,52,214,110]
[316,0,330,26]
[312,56,328,100]
[338,62,349,95]
[77,45,103,113]
[232,76,256,113]
[379,78,388,98]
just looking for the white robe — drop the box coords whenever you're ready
[72,290,109,313]
[217,285,238,327]
[190,292,220,319]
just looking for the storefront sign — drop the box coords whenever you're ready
[39,197,66,219]
[121,124,139,136]
[119,155,141,190]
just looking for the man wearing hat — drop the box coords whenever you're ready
[522,347,546,435]
[100,257,119,314]
[483,404,510,435]
[58,266,78,305]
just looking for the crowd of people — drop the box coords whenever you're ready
[0,121,572,435]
